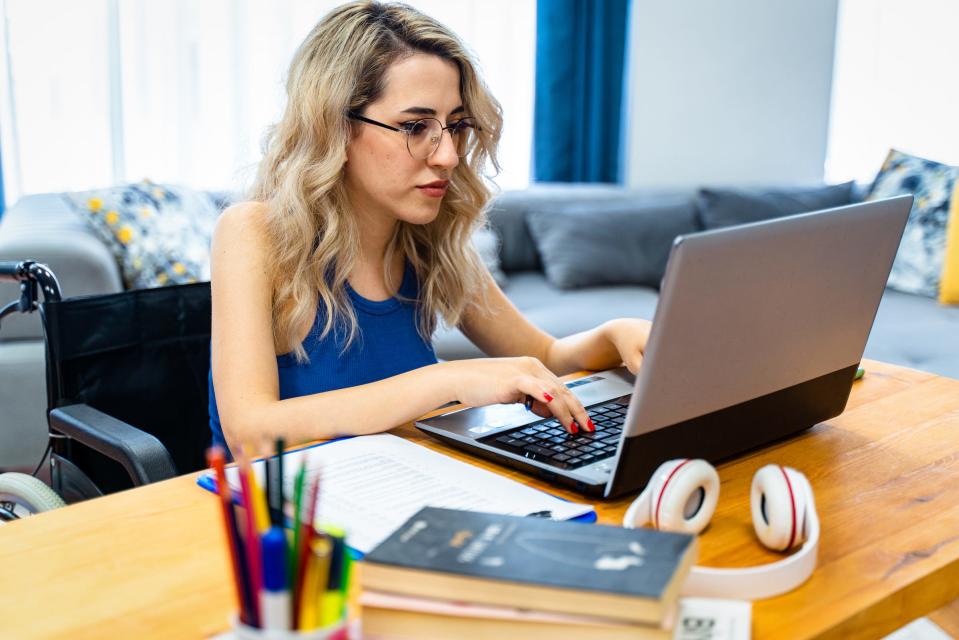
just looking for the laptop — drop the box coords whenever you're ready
[416,195,913,498]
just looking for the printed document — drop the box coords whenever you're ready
[223,434,593,553]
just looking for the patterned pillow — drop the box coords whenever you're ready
[65,181,220,289]
[867,149,959,297]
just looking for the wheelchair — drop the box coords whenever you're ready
[0,260,212,520]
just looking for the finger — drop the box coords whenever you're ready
[529,401,552,418]
[534,381,576,434]
[559,385,593,433]
[624,353,644,375]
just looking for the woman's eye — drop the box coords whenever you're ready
[450,120,473,134]
[403,121,429,137]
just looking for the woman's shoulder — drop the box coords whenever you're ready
[213,200,271,247]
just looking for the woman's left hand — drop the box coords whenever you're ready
[602,318,653,375]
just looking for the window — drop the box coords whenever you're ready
[0,0,535,207]
[826,0,959,183]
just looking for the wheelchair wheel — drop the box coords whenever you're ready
[0,472,66,521]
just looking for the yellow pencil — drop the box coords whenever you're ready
[238,444,270,534]
[299,534,332,630]
[249,466,270,533]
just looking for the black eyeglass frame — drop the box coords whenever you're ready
[347,112,478,159]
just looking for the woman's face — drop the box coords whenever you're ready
[344,52,463,229]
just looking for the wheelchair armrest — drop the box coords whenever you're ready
[48,403,177,486]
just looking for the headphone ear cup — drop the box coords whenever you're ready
[751,465,810,551]
[650,458,719,534]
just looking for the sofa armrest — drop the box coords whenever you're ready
[0,194,123,340]
[48,403,177,486]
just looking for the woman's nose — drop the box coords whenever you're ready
[428,130,460,170]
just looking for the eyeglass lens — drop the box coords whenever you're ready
[405,118,477,160]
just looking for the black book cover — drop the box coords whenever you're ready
[364,507,696,600]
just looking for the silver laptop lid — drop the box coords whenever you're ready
[624,195,913,436]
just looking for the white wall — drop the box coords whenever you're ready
[624,0,840,189]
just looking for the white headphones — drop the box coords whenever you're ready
[623,459,820,600]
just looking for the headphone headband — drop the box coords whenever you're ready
[624,461,819,600]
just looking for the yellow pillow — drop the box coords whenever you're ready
[940,183,959,304]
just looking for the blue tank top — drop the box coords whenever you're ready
[208,262,438,454]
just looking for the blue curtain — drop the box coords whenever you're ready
[533,0,631,184]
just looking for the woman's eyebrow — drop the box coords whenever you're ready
[400,105,466,116]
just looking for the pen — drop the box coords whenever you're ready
[207,448,252,625]
[267,449,282,527]
[260,526,291,631]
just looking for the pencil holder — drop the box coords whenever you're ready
[230,614,347,640]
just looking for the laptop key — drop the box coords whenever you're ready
[523,444,555,458]
[553,454,571,462]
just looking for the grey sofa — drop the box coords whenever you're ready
[2,184,957,472]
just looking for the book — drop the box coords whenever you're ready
[196,434,595,554]
[673,598,751,640]
[360,589,674,640]
[361,506,698,625]
[360,592,751,640]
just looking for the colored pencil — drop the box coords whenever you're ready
[293,472,321,627]
[298,534,332,630]
[236,446,263,627]
[207,447,252,625]
[288,459,307,587]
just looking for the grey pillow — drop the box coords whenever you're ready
[525,198,700,289]
[696,183,855,230]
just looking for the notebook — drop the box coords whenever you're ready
[196,434,595,554]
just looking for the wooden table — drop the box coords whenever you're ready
[3,359,959,639]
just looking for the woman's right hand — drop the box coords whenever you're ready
[442,357,594,434]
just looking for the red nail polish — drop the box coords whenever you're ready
[543,392,554,402]
[569,421,579,434]
[587,418,596,432]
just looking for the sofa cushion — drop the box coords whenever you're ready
[867,149,959,299]
[0,193,124,341]
[488,184,694,272]
[525,197,699,289]
[64,181,220,289]
[696,182,856,231]
[432,271,660,360]
[863,288,959,379]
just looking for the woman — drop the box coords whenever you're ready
[209,0,650,454]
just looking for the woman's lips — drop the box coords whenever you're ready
[416,183,448,198]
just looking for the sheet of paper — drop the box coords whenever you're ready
[224,434,593,554]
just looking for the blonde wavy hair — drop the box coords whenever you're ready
[251,1,504,362]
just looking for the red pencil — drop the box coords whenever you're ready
[236,446,263,627]
[207,447,251,625]
[293,471,321,628]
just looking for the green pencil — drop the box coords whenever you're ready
[289,459,307,587]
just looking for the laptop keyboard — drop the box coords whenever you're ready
[484,400,626,470]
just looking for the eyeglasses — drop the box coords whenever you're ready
[348,112,478,160]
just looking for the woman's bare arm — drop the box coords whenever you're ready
[210,203,457,452]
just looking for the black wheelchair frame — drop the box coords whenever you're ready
[1,259,209,508]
